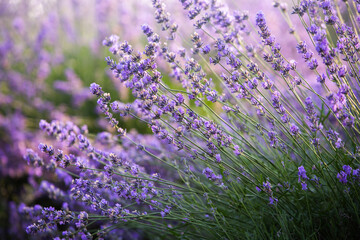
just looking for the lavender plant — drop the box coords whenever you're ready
[18,0,360,239]
[0,0,158,238]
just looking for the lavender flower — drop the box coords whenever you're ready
[4,0,360,239]
[298,166,309,181]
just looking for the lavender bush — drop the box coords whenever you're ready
[6,0,360,239]
[0,0,156,238]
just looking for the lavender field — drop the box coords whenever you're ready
[1,0,360,239]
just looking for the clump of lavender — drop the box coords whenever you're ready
[20,0,360,239]
[0,0,164,238]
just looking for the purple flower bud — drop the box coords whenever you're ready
[262,79,274,89]
[296,41,307,54]
[269,196,278,205]
[301,182,308,190]
[281,114,290,123]
[337,171,347,184]
[335,138,344,149]
[24,149,44,167]
[263,181,272,193]
[141,24,153,37]
[338,65,347,78]
[298,166,308,182]
[343,165,352,175]
[255,11,266,29]
[90,83,103,96]
[215,154,221,163]
[233,145,242,156]
[308,58,318,70]
[175,93,184,105]
[289,124,300,136]
[202,45,211,54]
[293,76,302,85]
[316,74,326,83]
[307,24,318,35]
[203,167,222,182]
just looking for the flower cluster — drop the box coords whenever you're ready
[2,0,360,239]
